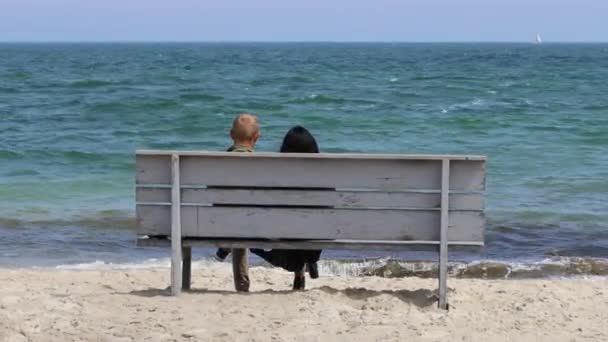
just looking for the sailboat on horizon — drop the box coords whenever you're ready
[535,33,543,44]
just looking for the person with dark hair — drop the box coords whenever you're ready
[279,125,320,154]
[250,125,324,290]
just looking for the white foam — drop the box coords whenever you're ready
[35,257,608,280]
[448,98,488,111]
[318,258,389,277]
[52,258,231,271]
[471,98,485,106]
[49,258,395,277]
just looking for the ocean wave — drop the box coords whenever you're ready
[389,91,421,98]
[289,94,347,105]
[62,150,113,162]
[0,210,136,230]
[0,150,21,160]
[440,97,538,115]
[54,259,171,270]
[446,98,492,111]
[53,258,231,271]
[579,130,608,145]
[4,71,32,80]
[66,79,124,89]
[289,94,378,106]
[86,102,132,113]
[250,75,313,87]
[411,75,484,82]
[239,101,285,111]
[361,257,608,279]
[286,75,314,83]
[3,169,40,177]
[582,104,608,111]
[410,75,444,81]
[47,257,608,279]
[0,86,20,94]
[3,149,132,169]
[87,98,181,114]
[179,93,224,101]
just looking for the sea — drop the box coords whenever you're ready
[1,43,607,278]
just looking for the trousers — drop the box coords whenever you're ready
[232,248,249,292]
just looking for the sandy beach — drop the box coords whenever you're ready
[0,264,606,342]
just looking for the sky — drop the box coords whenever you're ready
[0,0,606,42]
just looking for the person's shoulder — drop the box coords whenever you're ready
[228,145,253,152]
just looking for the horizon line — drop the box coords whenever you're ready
[1,40,608,44]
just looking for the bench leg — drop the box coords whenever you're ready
[438,158,449,310]
[182,246,192,290]
[170,153,182,296]
[438,245,448,309]
[171,242,183,296]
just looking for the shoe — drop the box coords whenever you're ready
[215,248,230,262]
[293,274,305,290]
[307,262,319,279]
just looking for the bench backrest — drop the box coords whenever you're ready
[136,151,486,244]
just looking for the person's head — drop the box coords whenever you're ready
[230,113,260,148]
[280,126,319,153]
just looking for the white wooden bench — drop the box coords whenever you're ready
[135,150,486,309]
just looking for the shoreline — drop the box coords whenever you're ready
[3,256,608,279]
[1,265,607,341]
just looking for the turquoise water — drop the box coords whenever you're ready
[1,43,607,271]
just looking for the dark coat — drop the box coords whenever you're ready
[251,248,321,272]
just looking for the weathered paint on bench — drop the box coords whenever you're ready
[136,153,485,190]
[137,188,485,210]
[136,206,484,241]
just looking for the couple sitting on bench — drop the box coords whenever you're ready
[214,113,322,292]
[136,113,486,308]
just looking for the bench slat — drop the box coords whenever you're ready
[137,237,484,251]
[137,150,486,161]
[136,188,484,210]
[136,154,485,191]
[136,205,484,242]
